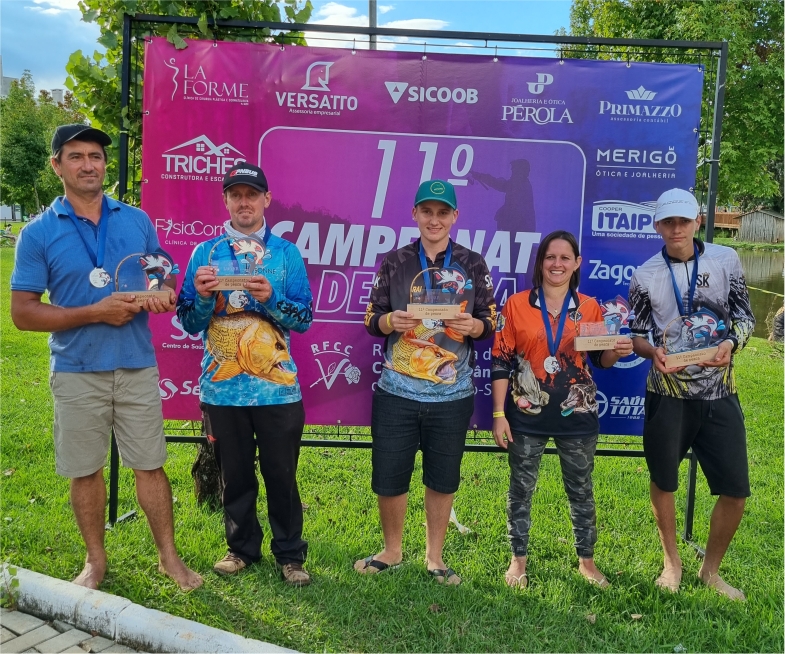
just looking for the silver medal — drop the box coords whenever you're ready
[544,356,560,375]
[89,267,111,288]
[228,290,249,309]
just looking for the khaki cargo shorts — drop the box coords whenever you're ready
[49,366,167,478]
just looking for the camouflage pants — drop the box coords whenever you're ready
[507,434,598,559]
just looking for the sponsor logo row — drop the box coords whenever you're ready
[161,55,689,126]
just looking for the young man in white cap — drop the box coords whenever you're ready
[628,188,755,600]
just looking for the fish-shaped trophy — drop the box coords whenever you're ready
[574,295,633,351]
[208,235,268,291]
[112,248,179,305]
[662,308,728,367]
[407,266,474,320]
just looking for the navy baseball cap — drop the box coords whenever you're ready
[51,124,111,155]
[223,162,269,193]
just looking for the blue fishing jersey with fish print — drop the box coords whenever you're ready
[177,232,313,406]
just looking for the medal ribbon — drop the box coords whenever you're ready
[62,195,110,272]
[539,287,572,359]
[418,239,452,293]
[661,242,699,317]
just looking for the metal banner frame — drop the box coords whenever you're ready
[108,14,728,559]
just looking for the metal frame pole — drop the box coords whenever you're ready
[117,12,132,204]
[704,42,728,244]
[369,0,377,50]
[107,429,120,528]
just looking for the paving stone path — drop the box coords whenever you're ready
[1,608,140,654]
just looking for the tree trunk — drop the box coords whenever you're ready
[190,412,223,510]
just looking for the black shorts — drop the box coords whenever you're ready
[370,387,474,496]
[642,392,750,498]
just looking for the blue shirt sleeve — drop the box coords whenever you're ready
[261,243,313,334]
[176,243,216,335]
[10,224,48,294]
[142,211,160,252]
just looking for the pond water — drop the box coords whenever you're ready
[736,250,784,338]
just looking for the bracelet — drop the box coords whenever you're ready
[492,411,505,418]
[386,312,393,329]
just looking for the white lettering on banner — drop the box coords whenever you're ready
[158,378,201,400]
[597,86,684,124]
[501,106,573,124]
[320,224,365,266]
[161,135,245,179]
[588,260,638,286]
[270,221,543,276]
[608,395,645,416]
[372,140,475,217]
[384,81,478,104]
[598,102,682,118]
[597,148,677,166]
[163,58,249,104]
[315,270,377,314]
[155,218,226,240]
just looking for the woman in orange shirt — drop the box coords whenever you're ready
[491,230,633,588]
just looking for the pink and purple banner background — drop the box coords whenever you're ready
[141,37,702,433]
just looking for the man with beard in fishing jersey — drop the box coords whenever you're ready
[177,163,314,585]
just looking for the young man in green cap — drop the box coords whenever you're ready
[357,179,497,585]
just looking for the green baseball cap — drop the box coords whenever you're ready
[414,179,457,210]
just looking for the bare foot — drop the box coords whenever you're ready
[505,556,528,588]
[655,564,682,593]
[354,551,401,575]
[579,558,609,588]
[158,557,203,591]
[698,568,746,601]
[72,557,106,590]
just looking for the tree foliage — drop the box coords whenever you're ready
[0,72,86,214]
[569,0,784,211]
[66,0,313,204]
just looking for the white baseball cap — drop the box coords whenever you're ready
[655,188,699,222]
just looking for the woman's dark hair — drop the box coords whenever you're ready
[532,230,581,290]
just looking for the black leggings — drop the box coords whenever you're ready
[204,401,307,566]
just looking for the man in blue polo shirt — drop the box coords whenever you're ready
[10,124,202,591]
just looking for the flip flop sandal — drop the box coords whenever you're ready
[358,555,399,574]
[586,575,610,588]
[429,567,461,585]
[505,572,528,588]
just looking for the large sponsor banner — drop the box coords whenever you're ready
[141,37,702,433]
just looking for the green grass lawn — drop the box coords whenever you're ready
[1,247,783,653]
[710,237,783,252]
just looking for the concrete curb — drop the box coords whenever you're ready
[3,566,295,653]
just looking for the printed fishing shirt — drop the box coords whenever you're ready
[628,239,754,400]
[177,232,313,406]
[491,289,608,438]
[365,239,497,402]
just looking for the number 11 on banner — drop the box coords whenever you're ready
[372,139,474,219]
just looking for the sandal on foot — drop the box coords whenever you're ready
[505,572,528,588]
[429,567,461,586]
[586,574,610,588]
[357,555,399,574]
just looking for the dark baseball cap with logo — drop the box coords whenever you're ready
[51,124,112,155]
[223,162,269,193]
[414,179,457,210]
